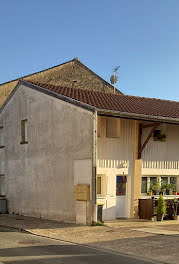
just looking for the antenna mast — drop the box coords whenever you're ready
[110,66,120,94]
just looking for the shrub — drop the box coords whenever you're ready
[91,220,106,226]
[157,194,166,216]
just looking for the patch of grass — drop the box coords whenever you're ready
[91,220,107,226]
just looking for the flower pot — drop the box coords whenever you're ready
[173,215,179,221]
[173,191,177,195]
[148,191,152,196]
[157,214,164,221]
[169,189,173,195]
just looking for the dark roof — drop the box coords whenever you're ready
[24,81,179,121]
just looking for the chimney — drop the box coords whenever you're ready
[73,57,78,61]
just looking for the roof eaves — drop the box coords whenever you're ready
[97,109,179,125]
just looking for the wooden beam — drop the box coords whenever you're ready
[138,122,161,159]
[141,122,160,129]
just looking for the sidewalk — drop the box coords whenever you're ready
[0,214,179,264]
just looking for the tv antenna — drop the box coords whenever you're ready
[110,66,120,93]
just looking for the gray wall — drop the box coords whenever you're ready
[0,84,93,222]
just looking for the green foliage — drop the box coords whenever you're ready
[91,220,106,226]
[168,183,176,191]
[157,194,166,216]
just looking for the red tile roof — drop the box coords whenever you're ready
[25,81,179,120]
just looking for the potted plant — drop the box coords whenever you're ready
[161,183,167,195]
[168,183,176,195]
[152,181,161,195]
[172,198,179,220]
[157,194,166,221]
[172,184,177,195]
[148,184,153,196]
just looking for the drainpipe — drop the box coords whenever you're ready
[92,110,97,222]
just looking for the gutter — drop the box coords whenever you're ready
[97,109,179,125]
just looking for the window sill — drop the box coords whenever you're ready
[20,141,28,145]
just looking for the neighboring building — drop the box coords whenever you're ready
[0,80,179,224]
[0,57,121,107]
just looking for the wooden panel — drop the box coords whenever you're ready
[106,117,120,138]
[97,118,133,168]
[139,199,153,220]
[74,184,90,201]
[142,123,179,169]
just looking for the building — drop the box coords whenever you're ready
[0,80,179,224]
[0,58,121,108]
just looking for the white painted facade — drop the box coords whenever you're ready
[0,84,94,224]
[97,116,179,220]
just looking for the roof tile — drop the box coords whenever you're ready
[25,80,179,120]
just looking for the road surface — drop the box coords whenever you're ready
[0,227,158,264]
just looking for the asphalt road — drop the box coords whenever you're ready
[0,227,158,264]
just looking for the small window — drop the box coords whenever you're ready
[97,176,102,195]
[106,117,120,138]
[150,177,157,186]
[0,126,4,148]
[21,119,28,144]
[170,177,176,185]
[161,177,168,186]
[141,177,147,193]
[116,176,126,196]
[0,175,5,196]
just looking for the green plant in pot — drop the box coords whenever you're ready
[168,183,176,195]
[172,198,179,220]
[161,183,167,195]
[148,184,153,196]
[157,194,166,221]
[152,181,161,195]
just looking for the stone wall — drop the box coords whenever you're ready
[0,59,119,107]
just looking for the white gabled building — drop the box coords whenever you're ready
[0,80,179,224]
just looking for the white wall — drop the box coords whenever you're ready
[0,84,93,222]
[97,117,134,219]
[142,123,179,170]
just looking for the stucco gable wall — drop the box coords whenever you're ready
[0,84,93,222]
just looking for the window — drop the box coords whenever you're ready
[150,177,157,186]
[141,177,147,193]
[0,175,5,196]
[0,126,4,148]
[141,176,177,194]
[161,177,168,186]
[106,117,120,138]
[97,174,106,196]
[21,119,28,144]
[170,177,176,185]
[97,176,102,195]
[116,176,126,196]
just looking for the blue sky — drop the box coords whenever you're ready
[0,0,179,100]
